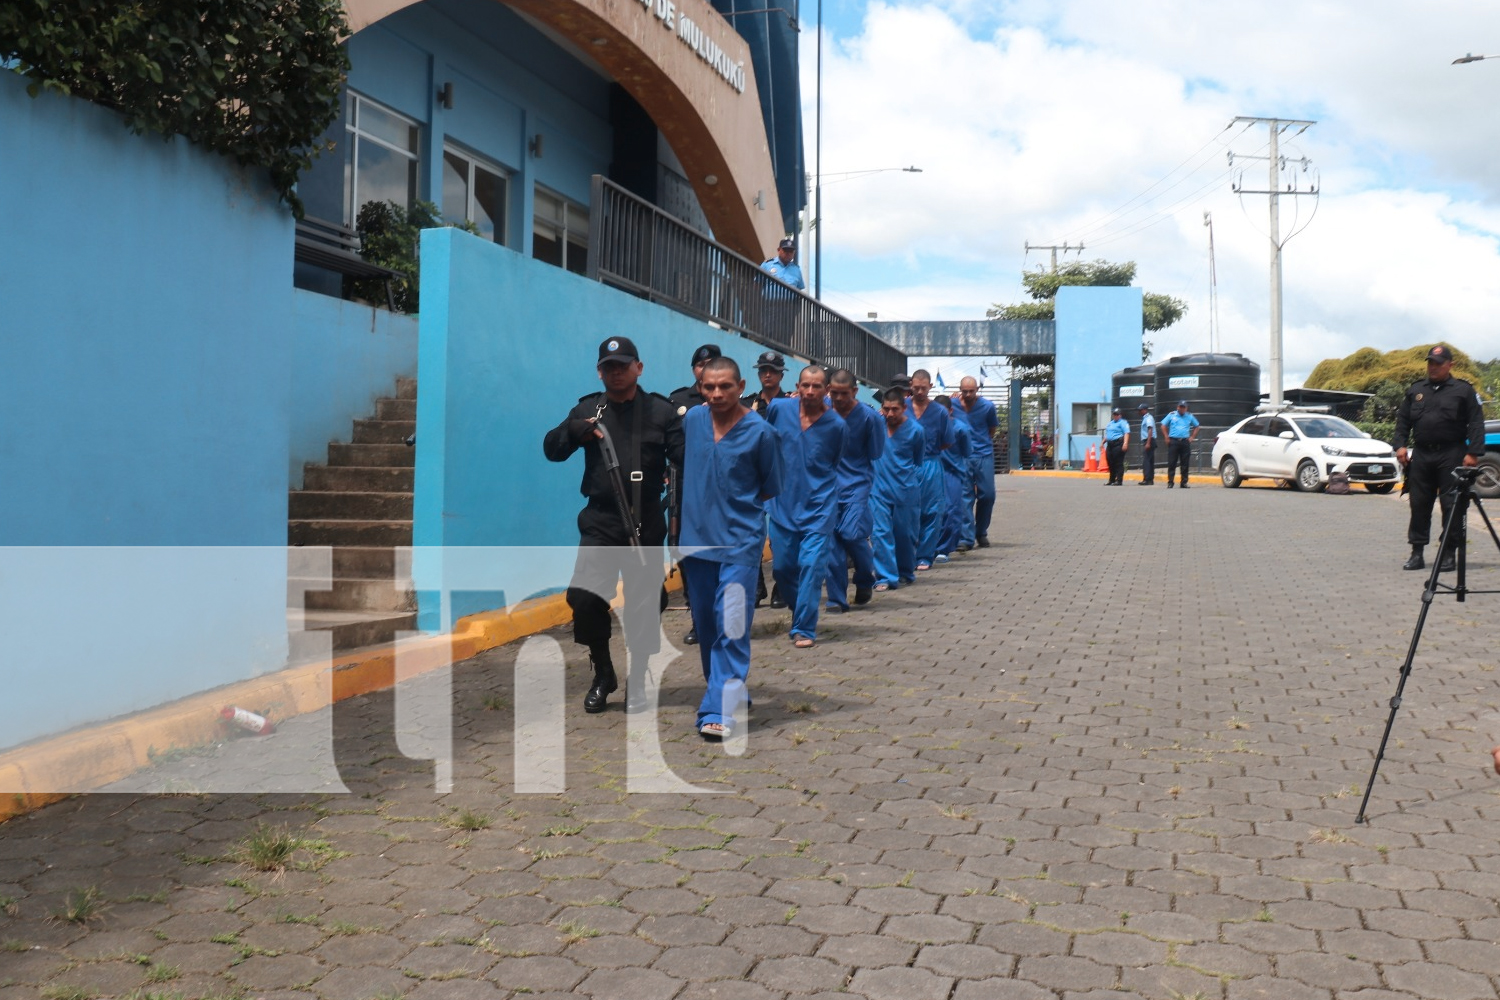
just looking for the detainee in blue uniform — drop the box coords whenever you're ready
[952,377,999,546]
[679,357,782,737]
[871,387,925,588]
[765,367,846,646]
[905,370,954,569]
[823,369,884,611]
[934,396,973,558]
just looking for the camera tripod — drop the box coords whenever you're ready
[1357,467,1500,824]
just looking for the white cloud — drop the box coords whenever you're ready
[802,1,1500,379]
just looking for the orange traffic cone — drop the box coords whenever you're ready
[1083,444,1097,472]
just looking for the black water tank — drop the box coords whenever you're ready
[1111,365,1156,467]
[1154,353,1261,471]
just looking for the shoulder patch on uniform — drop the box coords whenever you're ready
[1416,392,1423,401]
[677,405,688,416]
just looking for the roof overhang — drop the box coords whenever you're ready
[343,0,786,260]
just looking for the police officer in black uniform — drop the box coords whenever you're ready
[1392,344,1486,572]
[544,336,683,713]
[670,343,720,413]
[743,350,789,414]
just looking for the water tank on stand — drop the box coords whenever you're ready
[1111,365,1156,469]
[1153,353,1261,473]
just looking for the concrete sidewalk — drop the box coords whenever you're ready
[3,476,1499,1000]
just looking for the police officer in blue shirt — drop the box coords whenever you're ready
[1102,407,1130,485]
[1160,401,1200,488]
[761,238,805,290]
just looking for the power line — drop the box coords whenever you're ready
[1053,122,1253,246]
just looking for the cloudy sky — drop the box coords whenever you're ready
[797,0,1500,387]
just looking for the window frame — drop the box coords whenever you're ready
[345,91,421,226]
[532,185,590,275]
[442,142,511,245]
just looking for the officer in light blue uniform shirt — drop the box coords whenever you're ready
[1102,407,1130,485]
[760,238,805,290]
[1160,401,1200,488]
[1137,402,1157,485]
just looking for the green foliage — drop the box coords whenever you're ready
[1142,292,1186,333]
[0,0,351,216]
[1305,344,1486,396]
[989,301,1055,322]
[352,200,478,314]
[1020,259,1137,300]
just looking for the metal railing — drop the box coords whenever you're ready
[587,175,906,386]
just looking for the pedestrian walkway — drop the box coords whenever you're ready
[3,477,1499,1000]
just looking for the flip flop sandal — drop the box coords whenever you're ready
[698,722,728,739]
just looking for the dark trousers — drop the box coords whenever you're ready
[1104,439,1124,484]
[566,504,666,658]
[1167,439,1191,484]
[1406,446,1467,549]
[1140,441,1156,483]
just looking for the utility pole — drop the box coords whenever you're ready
[1203,212,1219,354]
[1024,241,1084,273]
[1230,116,1317,407]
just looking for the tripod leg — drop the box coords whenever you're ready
[1355,584,1439,824]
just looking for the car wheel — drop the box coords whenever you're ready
[1295,459,1323,492]
[1363,482,1395,495]
[1476,454,1500,500]
[1219,456,1242,488]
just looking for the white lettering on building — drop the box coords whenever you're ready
[641,0,745,94]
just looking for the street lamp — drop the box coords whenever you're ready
[808,167,922,299]
[1453,53,1498,64]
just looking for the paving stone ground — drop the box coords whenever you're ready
[4,476,1500,1000]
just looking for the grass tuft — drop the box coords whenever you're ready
[51,886,106,924]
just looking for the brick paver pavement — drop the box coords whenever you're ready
[3,477,1500,1000]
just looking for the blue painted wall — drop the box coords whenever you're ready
[1054,286,1144,466]
[0,74,296,749]
[413,228,779,629]
[289,292,419,487]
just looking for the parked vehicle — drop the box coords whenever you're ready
[1212,412,1401,493]
[1478,419,1500,499]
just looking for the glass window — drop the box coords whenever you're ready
[1268,417,1295,438]
[345,93,419,225]
[1240,416,1271,436]
[443,146,509,244]
[533,187,590,273]
[1292,416,1363,439]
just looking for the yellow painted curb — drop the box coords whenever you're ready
[1010,469,1223,486]
[0,567,691,823]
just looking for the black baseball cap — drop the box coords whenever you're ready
[691,343,722,365]
[890,372,912,386]
[755,350,786,372]
[778,238,796,250]
[1177,400,1189,408]
[1138,403,1149,411]
[1112,407,1121,415]
[1426,344,1454,363]
[597,336,639,365]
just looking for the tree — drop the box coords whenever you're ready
[1307,344,1498,433]
[987,259,1186,366]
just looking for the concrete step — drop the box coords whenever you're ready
[288,490,413,521]
[352,418,416,444]
[328,442,414,468]
[289,576,416,613]
[396,376,417,400]
[289,519,412,547]
[330,545,400,578]
[376,398,415,421]
[290,610,421,657]
[302,465,414,492]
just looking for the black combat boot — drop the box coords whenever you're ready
[1402,545,1425,571]
[584,646,618,714]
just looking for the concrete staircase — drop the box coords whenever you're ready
[289,376,418,654]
